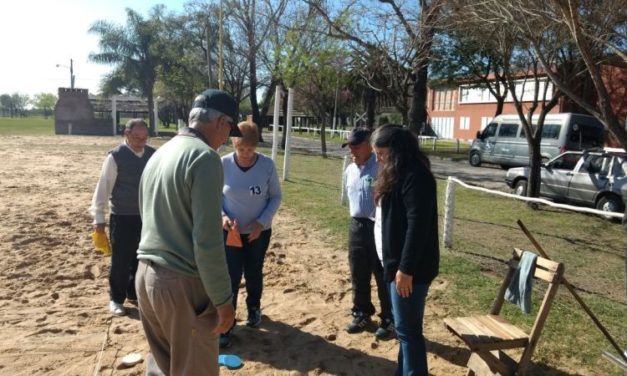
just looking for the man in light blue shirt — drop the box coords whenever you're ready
[342,127,393,339]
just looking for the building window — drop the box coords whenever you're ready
[459,117,470,130]
[433,88,454,111]
[459,79,554,104]
[431,117,454,138]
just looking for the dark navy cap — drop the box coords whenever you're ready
[192,89,242,137]
[341,127,372,148]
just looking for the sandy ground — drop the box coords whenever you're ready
[0,135,478,375]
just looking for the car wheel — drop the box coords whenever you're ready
[469,152,481,167]
[514,179,527,196]
[595,195,623,219]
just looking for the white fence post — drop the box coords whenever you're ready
[177,119,185,133]
[443,176,456,248]
[111,96,117,136]
[340,155,349,204]
[282,88,294,181]
[153,98,159,137]
[271,85,282,163]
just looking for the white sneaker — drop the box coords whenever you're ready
[109,301,126,316]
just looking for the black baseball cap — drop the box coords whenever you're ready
[192,89,242,137]
[341,127,372,148]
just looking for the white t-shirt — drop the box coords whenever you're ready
[374,204,383,266]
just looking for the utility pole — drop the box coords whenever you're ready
[206,26,213,86]
[70,59,75,89]
[56,59,75,89]
[218,0,224,90]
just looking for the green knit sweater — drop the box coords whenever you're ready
[138,135,232,307]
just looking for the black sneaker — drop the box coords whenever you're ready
[246,307,262,328]
[345,312,371,334]
[219,330,231,348]
[374,317,395,339]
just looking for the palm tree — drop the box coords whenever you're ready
[89,6,167,134]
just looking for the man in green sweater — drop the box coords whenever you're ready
[135,89,242,376]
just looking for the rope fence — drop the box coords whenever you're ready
[442,176,625,248]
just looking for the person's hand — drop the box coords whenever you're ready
[213,303,235,335]
[222,216,238,231]
[395,270,413,298]
[246,221,263,241]
[93,223,106,233]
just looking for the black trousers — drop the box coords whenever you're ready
[348,217,392,319]
[109,214,142,304]
[224,229,272,314]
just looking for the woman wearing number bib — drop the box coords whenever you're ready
[220,121,282,348]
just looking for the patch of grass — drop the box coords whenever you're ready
[269,149,626,376]
[291,129,347,145]
[0,116,54,136]
[257,146,349,243]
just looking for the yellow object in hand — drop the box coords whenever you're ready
[92,231,112,256]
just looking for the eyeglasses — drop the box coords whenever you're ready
[129,134,149,142]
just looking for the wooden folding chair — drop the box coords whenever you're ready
[444,248,564,375]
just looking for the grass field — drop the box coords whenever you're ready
[0,116,55,135]
[3,117,626,374]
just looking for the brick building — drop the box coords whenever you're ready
[426,64,627,142]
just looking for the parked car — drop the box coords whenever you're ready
[469,113,606,169]
[505,148,627,215]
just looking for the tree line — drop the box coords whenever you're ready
[88,0,626,194]
[0,93,57,118]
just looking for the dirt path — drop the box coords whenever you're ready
[0,135,468,375]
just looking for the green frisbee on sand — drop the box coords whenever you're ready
[219,354,242,369]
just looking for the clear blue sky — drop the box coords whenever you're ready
[0,0,184,98]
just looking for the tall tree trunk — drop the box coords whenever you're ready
[527,135,543,197]
[409,63,429,134]
[147,89,155,136]
[258,79,278,142]
[320,115,327,158]
[249,56,260,126]
[494,98,504,116]
[365,88,376,129]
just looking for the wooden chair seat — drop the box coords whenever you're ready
[444,315,528,351]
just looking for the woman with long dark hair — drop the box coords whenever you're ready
[371,124,439,376]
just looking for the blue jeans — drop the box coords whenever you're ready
[224,229,272,313]
[389,281,430,376]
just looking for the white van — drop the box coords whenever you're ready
[469,113,606,168]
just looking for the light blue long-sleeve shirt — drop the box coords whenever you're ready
[221,152,282,233]
[343,153,377,219]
